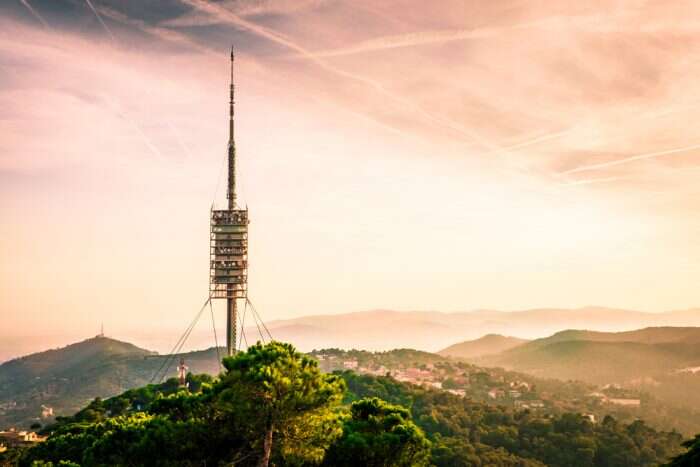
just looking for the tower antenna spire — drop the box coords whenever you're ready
[227,46,236,209]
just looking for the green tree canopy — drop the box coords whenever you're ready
[216,341,346,466]
[666,434,700,466]
[323,397,431,467]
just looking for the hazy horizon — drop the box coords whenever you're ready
[3,1,700,351]
[2,305,700,363]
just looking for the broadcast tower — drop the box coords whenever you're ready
[209,49,249,356]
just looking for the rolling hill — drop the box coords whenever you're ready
[477,327,700,379]
[472,326,700,410]
[0,336,221,429]
[438,334,528,359]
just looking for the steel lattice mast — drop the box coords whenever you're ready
[210,48,249,357]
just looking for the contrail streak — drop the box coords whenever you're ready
[19,0,50,29]
[84,0,116,42]
[109,99,164,159]
[305,27,519,58]
[562,164,700,187]
[105,4,417,144]
[560,176,624,187]
[182,0,512,158]
[560,142,700,175]
[299,13,658,60]
[97,5,214,55]
[501,129,571,151]
[103,96,164,160]
[130,120,164,159]
[77,10,167,161]
[290,16,585,59]
[167,121,195,158]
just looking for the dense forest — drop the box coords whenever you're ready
[2,341,698,466]
[312,347,700,435]
[341,372,692,466]
[475,328,700,416]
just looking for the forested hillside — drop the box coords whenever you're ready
[4,335,700,437]
[0,336,221,429]
[474,327,700,413]
[3,342,691,467]
[311,347,700,435]
[342,372,686,467]
[439,334,529,358]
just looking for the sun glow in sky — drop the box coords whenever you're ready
[2,0,700,351]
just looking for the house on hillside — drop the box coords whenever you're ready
[509,381,531,391]
[41,405,54,418]
[601,383,621,390]
[453,375,469,386]
[0,429,47,447]
[514,400,544,409]
[342,359,358,370]
[404,368,433,379]
[508,390,522,399]
[488,388,505,399]
[606,398,641,407]
[358,365,389,376]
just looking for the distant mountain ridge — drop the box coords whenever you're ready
[261,307,700,352]
[521,326,700,348]
[438,334,528,359]
[1,336,154,378]
[3,307,700,362]
[470,326,700,413]
[493,326,700,357]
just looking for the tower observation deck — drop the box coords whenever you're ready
[210,48,248,356]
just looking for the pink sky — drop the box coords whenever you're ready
[1,0,700,353]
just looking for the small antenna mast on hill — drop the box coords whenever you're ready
[178,357,188,388]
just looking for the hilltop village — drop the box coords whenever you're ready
[309,348,678,429]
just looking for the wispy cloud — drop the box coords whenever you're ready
[181,0,522,165]
[5,0,700,334]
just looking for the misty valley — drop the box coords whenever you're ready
[2,320,700,465]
